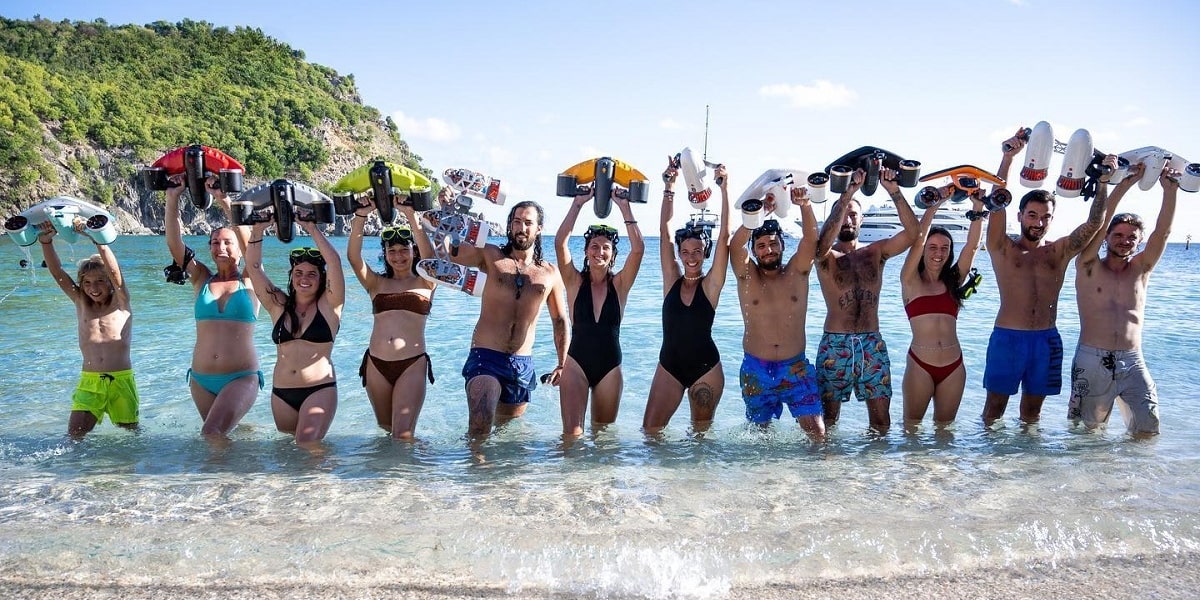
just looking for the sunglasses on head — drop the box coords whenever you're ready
[289,247,325,265]
[381,227,414,243]
[584,223,619,243]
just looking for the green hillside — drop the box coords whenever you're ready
[0,16,422,204]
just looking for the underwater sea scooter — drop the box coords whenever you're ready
[4,196,118,246]
[332,159,434,225]
[735,168,829,229]
[231,179,335,244]
[142,144,245,210]
[556,157,650,218]
[824,146,921,197]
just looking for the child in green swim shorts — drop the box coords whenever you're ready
[39,221,139,437]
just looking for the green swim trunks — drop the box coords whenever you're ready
[72,369,140,424]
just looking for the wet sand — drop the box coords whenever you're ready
[2,551,1195,599]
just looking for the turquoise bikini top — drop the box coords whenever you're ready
[195,276,257,323]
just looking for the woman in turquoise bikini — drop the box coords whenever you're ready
[164,177,263,437]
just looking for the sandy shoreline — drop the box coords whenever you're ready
[3,551,1196,599]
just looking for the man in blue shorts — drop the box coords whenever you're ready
[449,201,569,438]
[981,132,1115,424]
[730,186,822,437]
[815,166,919,433]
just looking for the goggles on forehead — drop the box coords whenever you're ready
[289,247,325,265]
[584,223,619,244]
[381,227,414,244]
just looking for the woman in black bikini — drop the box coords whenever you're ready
[246,219,345,444]
[347,198,438,440]
[553,186,645,437]
[643,158,731,435]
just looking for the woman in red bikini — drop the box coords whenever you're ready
[347,198,438,440]
[900,193,985,427]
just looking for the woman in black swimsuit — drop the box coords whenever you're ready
[246,219,345,444]
[347,198,438,440]
[553,186,645,437]
[643,158,732,435]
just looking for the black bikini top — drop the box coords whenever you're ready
[372,291,432,315]
[272,308,335,344]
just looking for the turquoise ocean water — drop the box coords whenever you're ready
[0,233,1198,597]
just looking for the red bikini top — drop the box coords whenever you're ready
[904,289,959,319]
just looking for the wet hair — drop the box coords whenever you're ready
[283,258,327,336]
[918,226,965,306]
[76,254,114,303]
[1107,212,1145,235]
[502,200,546,265]
[581,230,619,276]
[750,219,786,254]
[1018,189,1056,212]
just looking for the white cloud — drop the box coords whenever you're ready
[759,80,858,109]
[659,118,684,130]
[1008,0,1027,6]
[1124,116,1151,128]
[390,111,461,143]
[488,146,517,168]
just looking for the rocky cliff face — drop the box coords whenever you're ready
[16,117,411,237]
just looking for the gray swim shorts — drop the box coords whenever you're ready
[1068,343,1159,434]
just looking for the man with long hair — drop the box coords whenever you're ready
[449,200,569,438]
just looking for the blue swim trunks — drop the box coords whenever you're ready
[740,352,821,423]
[983,326,1063,396]
[816,332,892,404]
[462,347,537,405]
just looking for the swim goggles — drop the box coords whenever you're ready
[751,219,782,240]
[289,246,325,265]
[584,223,619,244]
[958,267,983,300]
[381,226,414,244]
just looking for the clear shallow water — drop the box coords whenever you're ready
[1,234,1198,597]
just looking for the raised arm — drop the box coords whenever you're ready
[554,186,591,290]
[900,196,945,284]
[816,169,865,260]
[245,221,286,310]
[957,194,986,275]
[703,164,732,301]
[988,130,1025,252]
[346,200,378,292]
[164,180,210,285]
[1060,165,1113,261]
[786,185,819,272]
[36,225,78,300]
[659,157,681,295]
[1141,166,1179,271]
[613,192,645,295]
[302,221,345,312]
[398,202,437,290]
[877,166,919,259]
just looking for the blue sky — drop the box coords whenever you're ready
[6,0,1199,240]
